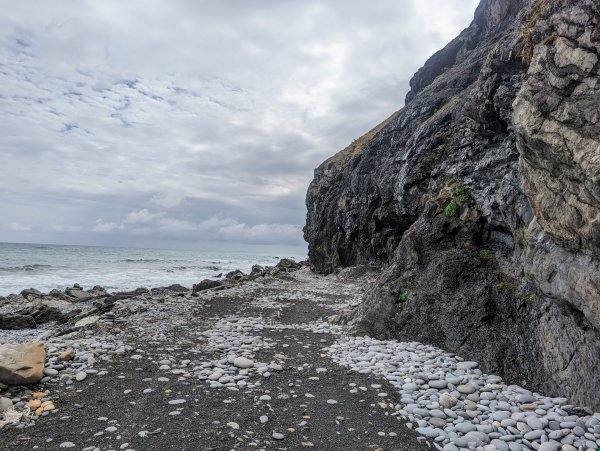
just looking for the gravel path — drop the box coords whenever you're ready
[1,268,599,451]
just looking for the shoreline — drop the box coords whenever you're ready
[0,241,307,298]
[0,265,599,450]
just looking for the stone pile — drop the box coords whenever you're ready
[326,337,600,451]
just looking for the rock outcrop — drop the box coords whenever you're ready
[304,0,600,409]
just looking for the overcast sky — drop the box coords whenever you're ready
[0,0,478,252]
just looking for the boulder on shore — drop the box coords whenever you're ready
[250,264,264,275]
[276,258,301,270]
[20,288,43,299]
[225,270,244,281]
[0,342,46,385]
[0,314,37,330]
[15,304,64,324]
[192,279,223,293]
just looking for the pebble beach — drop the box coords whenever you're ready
[1,264,599,450]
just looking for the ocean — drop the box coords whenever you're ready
[0,242,306,296]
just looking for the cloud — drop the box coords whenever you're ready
[93,209,302,245]
[0,0,479,250]
[124,209,165,224]
[93,219,124,233]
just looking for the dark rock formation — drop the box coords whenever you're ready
[15,304,64,324]
[151,284,190,294]
[192,279,223,293]
[113,288,149,297]
[0,314,37,330]
[305,0,600,409]
[225,270,245,281]
[276,258,302,270]
[19,288,43,301]
[251,264,265,275]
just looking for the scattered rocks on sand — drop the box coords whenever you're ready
[1,264,598,451]
[327,336,600,451]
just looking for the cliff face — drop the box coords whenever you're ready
[304,0,600,409]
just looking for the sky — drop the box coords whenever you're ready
[0,0,478,252]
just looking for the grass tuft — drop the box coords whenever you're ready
[444,201,457,218]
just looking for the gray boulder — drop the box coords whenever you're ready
[225,270,244,281]
[276,258,301,269]
[250,264,265,275]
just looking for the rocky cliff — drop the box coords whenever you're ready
[304,0,600,409]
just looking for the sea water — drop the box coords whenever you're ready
[0,242,306,296]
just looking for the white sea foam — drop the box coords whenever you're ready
[0,242,305,296]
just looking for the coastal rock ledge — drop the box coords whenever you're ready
[304,0,600,409]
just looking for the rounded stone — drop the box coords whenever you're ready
[429,380,448,389]
[457,384,476,394]
[233,357,254,369]
[430,417,446,428]
[455,422,477,433]
[537,443,559,451]
[0,397,13,413]
[457,361,478,371]
[75,372,87,382]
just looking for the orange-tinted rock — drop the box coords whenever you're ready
[25,399,42,409]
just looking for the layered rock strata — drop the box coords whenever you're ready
[304,0,600,409]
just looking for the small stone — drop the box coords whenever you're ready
[58,350,76,362]
[440,393,458,408]
[227,422,239,430]
[233,357,254,369]
[260,415,268,424]
[526,416,543,430]
[75,372,87,382]
[59,442,76,448]
[457,361,478,371]
[326,399,338,404]
[168,399,186,405]
[272,432,284,440]
[457,384,476,394]
[455,422,477,433]
[26,399,42,409]
[0,397,14,412]
[44,368,59,376]
[430,417,446,428]
[429,380,448,389]
[537,443,559,451]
